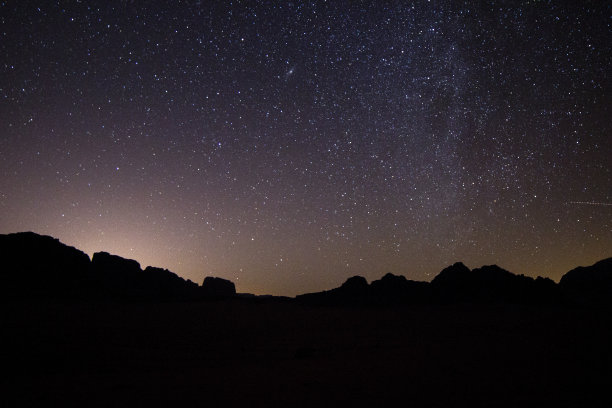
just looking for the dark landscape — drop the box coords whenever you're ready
[2,231,611,407]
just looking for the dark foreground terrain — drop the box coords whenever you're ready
[3,299,611,407]
[2,232,611,406]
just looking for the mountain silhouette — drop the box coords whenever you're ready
[0,231,91,299]
[1,231,611,306]
[91,251,200,300]
[0,232,225,301]
[91,251,146,298]
[298,260,608,307]
[430,263,560,304]
[296,275,370,305]
[370,272,430,304]
[201,276,236,299]
[559,257,612,305]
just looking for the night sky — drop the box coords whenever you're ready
[1,1,610,296]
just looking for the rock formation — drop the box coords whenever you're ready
[200,276,236,299]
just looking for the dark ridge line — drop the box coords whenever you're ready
[1,231,611,306]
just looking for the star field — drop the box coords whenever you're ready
[1,1,610,295]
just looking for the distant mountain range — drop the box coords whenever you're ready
[1,231,611,306]
[0,232,234,301]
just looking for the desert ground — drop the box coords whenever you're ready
[3,299,610,407]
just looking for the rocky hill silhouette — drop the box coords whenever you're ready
[91,251,200,300]
[370,272,430,304]
[0,231,91,299]
[297,259,610,307]
[0,232,232,301]
[294,275,370,305]
[430,262,559,304]
[201,276,236,299]
[1,231,611,306]
[559,257,612,306]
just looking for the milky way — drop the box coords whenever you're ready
[1,1,610,295]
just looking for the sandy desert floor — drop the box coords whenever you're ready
[3,299,611,407]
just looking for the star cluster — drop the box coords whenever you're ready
[1,1,610,295]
